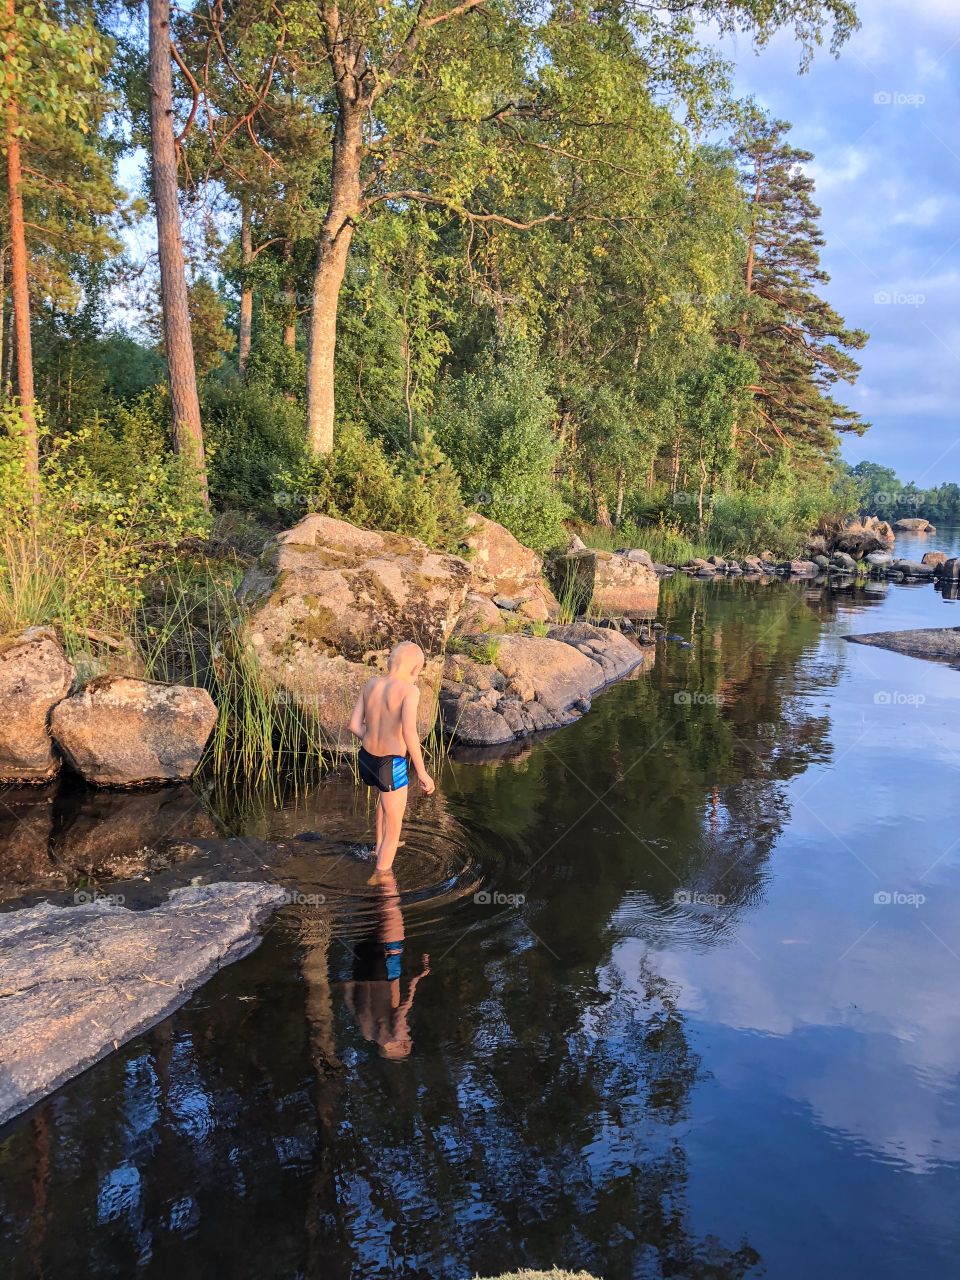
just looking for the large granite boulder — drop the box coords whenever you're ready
[921,550,947,568]
[894,517,936,533]
[51,678,217,786]
[939,558,960,580]
[551,548,659,617]
[464,514,558,617]
[0,881,287,1125]
[440,624,652,746]
[238,514,469,748]
[0,627,75,783]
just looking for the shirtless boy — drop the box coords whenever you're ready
[348,641,435,877]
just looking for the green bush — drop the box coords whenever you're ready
[0,403,208,639]
[431,345,568,553]
[202,378,306,517]
[278,421,468,551]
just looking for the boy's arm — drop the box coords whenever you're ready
[401,687,435,794]
[348,683,367,742]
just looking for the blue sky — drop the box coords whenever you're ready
[714,0,960,483]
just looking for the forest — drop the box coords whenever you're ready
[1,0,869,642]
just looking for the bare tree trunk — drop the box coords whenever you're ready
[148,0,208,503]
[306,97,362,455]
[614,469,625,525]
[4,17,39,499]
[283,240,297,350]
[238,195,253,373]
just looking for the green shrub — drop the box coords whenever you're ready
[279,421,468,551]
[431,344,568,552]
[202,378,307,518]
[0,403,208,639]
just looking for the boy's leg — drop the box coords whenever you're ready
[375,794,384,851]
[374,786,408,872]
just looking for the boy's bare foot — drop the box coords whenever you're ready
[367,869,395,886]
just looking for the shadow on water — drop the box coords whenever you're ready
[3,545,960,1277]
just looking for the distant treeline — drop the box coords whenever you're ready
[847,462,960,527]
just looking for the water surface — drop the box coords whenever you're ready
[2,529,960,1279]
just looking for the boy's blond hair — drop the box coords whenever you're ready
[388,641,425,672]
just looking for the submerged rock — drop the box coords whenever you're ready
[890,559,935,578]
[441,624,651,746]
[0,881,288,1125]
[0,628,75,784]
[51,678,217,786]
[846,626,960,666]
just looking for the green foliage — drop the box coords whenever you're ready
[447,635,502,665]
[0,403,208,637]
[431,346,568,553]
[202,378,306,517]
[278,421,469,552]
[847,460,960,526]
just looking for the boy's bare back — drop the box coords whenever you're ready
[360,674,418,757]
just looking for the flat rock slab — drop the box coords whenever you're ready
[846,626,960,667]
[0,881,287,1126]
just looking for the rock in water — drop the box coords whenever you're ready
[0,881,288,1125]
[441,624,652,746]
[552,548,659,617]
[238,513,470,747]
[0,628,75,783]
[846,626,960,666]
[51,678,217,786]
[893,517,936,533]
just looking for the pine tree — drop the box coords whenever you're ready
[731,112,868,479]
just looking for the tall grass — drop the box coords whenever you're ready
[573,519,713,564]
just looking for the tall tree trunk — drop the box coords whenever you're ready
[238,195,253,373]
[306,98,363,455]
[147,0,208,503]
[614,469,625,525]
[4,16,39,499]
[283,240,297,350]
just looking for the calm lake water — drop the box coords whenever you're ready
[3,530,960,1279]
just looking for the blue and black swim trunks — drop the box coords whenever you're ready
[358,747,409,793]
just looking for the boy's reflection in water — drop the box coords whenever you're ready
[342,869,430,1059]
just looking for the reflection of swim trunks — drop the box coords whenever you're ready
[353,938,404,982]
[358,747,408,793]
